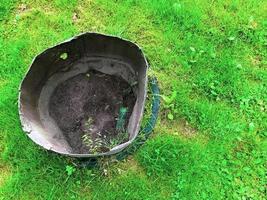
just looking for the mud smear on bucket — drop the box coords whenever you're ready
[49,70,136,154]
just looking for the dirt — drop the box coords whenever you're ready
[49,70,136,154]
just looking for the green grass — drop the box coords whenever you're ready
[0,0,266,199]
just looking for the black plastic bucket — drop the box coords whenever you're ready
[19,33,150,157]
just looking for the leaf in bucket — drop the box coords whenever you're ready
[60,52,68,60]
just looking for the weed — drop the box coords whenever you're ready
[107,132,128,149]
[81,116,128,153]
[65,165,76,176]
[160,91,178,120]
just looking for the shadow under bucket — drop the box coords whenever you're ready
[19,33,148,158]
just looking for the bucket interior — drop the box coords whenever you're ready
[41,58,137,154]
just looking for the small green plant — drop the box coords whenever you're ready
[82,117,105,154]
[60,52,68,60]
[82,116,128,153]
[82,134,93,148]
[65,165,76,176]
[84,117,93,129]
[107,132,128,149]
[82,133,105,154]
[160,90,177,120]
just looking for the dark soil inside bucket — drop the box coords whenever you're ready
[49,70,136,154]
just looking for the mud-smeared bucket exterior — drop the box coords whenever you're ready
[19,33,148,157]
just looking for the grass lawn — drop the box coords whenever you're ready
[0,0,266,199]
